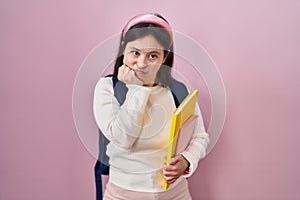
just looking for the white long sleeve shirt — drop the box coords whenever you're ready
[93,77,209,192]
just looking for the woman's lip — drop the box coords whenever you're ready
[134,69,146,73]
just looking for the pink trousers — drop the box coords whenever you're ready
[103,178,192,200]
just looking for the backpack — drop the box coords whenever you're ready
[94,75,188,200]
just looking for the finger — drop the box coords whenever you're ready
[124,65,131,74]
[169,155,180,165]
[117,66,125,80]
[118,65,126,74]
[163,161,180,171]
[128,69,135,76]
[163,164,178,172]
[162,174,178,184]
[166,176,177,184]
[162,168,177,176]
[162,173,177,181]
[167,178,177,184]
[124,64,133,71]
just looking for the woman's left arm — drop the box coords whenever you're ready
[162,104,209,183]
[180,104,209,177]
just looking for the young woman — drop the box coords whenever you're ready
[93,13,209,200]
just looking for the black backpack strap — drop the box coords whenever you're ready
[170,79,189,107]
[104,74,128,105]
[94,160,109,200]
[111,76,128,105]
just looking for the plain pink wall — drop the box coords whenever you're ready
[1,0,300,200]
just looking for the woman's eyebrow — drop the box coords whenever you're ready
[138,47,162,53]
[127,47,140,51]
[127,46,163,55]
[148,50,161,55]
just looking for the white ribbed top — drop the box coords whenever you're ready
[93,77,209,192]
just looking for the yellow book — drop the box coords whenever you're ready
[163,88,199,190]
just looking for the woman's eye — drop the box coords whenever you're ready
[132,51,139,56]
[149,54,158,59]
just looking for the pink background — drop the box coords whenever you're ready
[1,0,300,199]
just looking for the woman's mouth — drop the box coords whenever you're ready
[134,68,146,74]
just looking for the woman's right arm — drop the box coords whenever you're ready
[93,77,151,149]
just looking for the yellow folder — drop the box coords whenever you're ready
[163,88,199,190]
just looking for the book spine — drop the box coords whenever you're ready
[163,112,182,190]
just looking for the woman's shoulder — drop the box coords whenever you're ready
[95,75,113,86]
[94,75,114,94]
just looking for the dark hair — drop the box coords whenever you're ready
[112,14,174,87]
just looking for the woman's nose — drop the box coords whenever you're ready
[136,54,147,68]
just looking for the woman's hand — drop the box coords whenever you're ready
[162,155,190,184]
[117,65,143,85]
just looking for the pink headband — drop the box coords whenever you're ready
[122,14,173,46]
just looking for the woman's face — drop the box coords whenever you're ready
[123,34,165,86]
